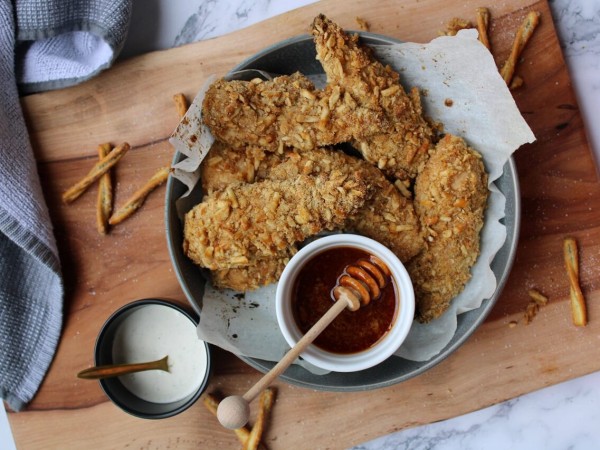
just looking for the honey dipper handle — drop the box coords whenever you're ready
[244,297,350,402]
[218,291,360,429]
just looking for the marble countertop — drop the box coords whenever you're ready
[2,0,599,448]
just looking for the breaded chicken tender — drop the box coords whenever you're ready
[211,252,295,291]
[202,73,389,153]
[311,14,434,181]
[201,144,424,262]
[263,148,424,262]
[407,134,488,323]
[184,171,371,271]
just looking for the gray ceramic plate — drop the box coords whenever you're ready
[165,33,520,392]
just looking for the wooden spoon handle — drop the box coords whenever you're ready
[77,355,169,379]
[243,297,351,402]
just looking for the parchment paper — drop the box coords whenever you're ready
[169,29,535,370]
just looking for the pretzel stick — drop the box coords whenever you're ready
[500,10,541,85]
[108,166,170,225]
[563,237,587,326]
[62,142,130,203]
[203,394,253,446]
[243,388,275,450]
[173,93,189,118]
[96,143,114,235]
[476,7,491,50]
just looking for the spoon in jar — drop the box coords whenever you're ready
[77,356,169,380]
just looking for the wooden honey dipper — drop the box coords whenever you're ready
[217,255,391,429]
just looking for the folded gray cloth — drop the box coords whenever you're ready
[0,0,132,411]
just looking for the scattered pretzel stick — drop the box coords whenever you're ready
[203,394,253,446]
[500,10,541,86]
[109,166,170,225]
[243,388,276,450]
[476,7,491,50]
[564,237,587,326]
[96,143,114,235]
[62,142,130,204]
[173,93,189,119]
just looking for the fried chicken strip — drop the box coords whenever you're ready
[407,134,488,323]
[263,148,424,262]
[311,15,434,181]
[211,252,294,291]
[200,144,288,290]
[202,144,424,261]
[184,171,371,271]
[202,73,389,153]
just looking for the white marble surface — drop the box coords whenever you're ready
[3,0,599,448]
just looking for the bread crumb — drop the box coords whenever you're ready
[355,16,370,31]
[439,17,473,36]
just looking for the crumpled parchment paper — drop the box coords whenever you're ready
[169,29,535,371]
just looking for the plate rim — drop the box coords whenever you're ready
[164,32,521,392]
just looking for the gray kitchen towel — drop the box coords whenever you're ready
[0,0,132,411]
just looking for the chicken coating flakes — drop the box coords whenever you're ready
[200,141,271,194]
[311,14,434,181]
[202,72,389,153]
[184,171,371,271]
[407,134,488,323]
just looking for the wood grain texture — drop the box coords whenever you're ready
[9,0,600,448]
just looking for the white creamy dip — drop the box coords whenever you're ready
[112,304,208,403]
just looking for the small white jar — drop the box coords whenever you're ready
[276,234,414,372]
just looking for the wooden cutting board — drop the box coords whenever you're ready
[9,0,600,448]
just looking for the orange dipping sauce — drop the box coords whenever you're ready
[291,247,398,354]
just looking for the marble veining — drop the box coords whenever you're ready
[174,0,318,45]
[550,0,600,164]
[354,370,600,449]
[550,0,600,57]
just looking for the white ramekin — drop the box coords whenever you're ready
[275,234,414,372]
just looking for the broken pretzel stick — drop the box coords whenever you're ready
[173,93,189,119]
[476,7,491,50]
[109,166,170,226]
[62,142,130,204]
[523,288,549,325]
[528,288,549,306]
[203,394,252,446]
[243,388,276,450]
[500,10,541,86]
[203,394,267,450]
[509,75,524,90]
[563,237,587,326]
[96,143,114,235]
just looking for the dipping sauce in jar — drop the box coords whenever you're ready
[111,303,209,404]
[291,247,398,354]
